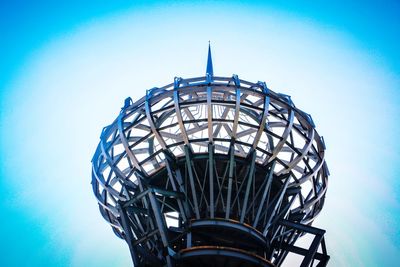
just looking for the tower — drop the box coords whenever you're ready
[91,45,330,266]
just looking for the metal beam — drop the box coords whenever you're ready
[148,191,169,247]
[207,85,214,144]
[253,161,276,227]
[263,175,291,235]
[118,204,140,266]
[184,145,200,219]
[225,144,235,219]
[165,159,188,222]
[240,151,256,223]
[208,143,215,218]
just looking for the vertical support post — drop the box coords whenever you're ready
[231,79,241,138]
[148,191,168,247]
[148,191,174,267]
[263,176,291,235]
[253,161,275,227]
[207,86,213,143]
[165,159,187,222]
[225,145,235,219]
[226,78,241,220]
[184,145,200,219]
[175,168,191,218]
[251,83,269,150]
[173,81,191,149]
[119,204,140,266]
[209,143,214,218]
[240,151,256,223]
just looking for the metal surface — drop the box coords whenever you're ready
[91,45,330,266]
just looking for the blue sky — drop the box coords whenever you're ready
[0,1,399,266]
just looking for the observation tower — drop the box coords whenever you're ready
[91,45,330,266]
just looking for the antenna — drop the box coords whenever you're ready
[206,41,214,77]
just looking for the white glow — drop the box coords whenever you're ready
[2,4,399,267]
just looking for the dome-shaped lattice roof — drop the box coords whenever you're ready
[91,74,329,238]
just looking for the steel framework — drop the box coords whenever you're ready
[91,45,330,267]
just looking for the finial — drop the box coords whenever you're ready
[206,42,214,78]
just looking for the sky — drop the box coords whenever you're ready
[0,1,399,266]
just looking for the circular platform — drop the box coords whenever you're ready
[189,218,268,251]
[177,246,275,267]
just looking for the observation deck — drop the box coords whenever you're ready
[91,45,330,266]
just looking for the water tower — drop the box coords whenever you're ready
[91,45,330,266]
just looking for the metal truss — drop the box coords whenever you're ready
[91,46,329,266]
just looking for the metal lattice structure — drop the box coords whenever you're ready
[91,45,330,267]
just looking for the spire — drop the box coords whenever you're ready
[206,41,214,77]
